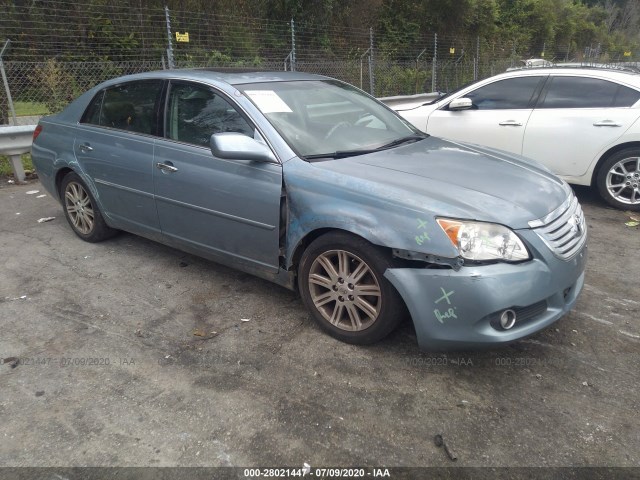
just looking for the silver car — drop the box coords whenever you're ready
[31,70,587,350]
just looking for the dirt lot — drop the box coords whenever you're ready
[0,179,638,474]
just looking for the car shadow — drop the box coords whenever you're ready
[571,184,618,212]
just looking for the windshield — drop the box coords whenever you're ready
[239,80,422,159]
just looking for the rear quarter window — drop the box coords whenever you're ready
[613,84,640,107]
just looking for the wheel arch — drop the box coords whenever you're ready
[291,227,378,269]
[592,141,640,187]
[55,166,109,216]
[55,167,75,200]
[288,227,399,279]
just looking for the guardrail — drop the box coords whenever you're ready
[378,92,442,110]
[0,125,36,182]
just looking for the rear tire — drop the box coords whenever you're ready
[298,231,406,345]
[60,172,117,242]
[596,149,640,211]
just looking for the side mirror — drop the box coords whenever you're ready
[210,132,277,163]
[448,98,473,111]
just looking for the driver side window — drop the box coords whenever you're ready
[463,76,543,110]
[166,83,254,147]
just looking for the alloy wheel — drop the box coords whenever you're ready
[308,249,382,331]
[64,181,95,235]
[606,156,640,205]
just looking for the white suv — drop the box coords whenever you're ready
[386,68,640,210]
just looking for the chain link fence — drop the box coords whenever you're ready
[1,60,165,124]
[1,3,639,126]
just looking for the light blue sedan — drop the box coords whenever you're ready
[31,70,587,350]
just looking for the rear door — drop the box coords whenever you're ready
[153,81,283,271]
[426,76,546,155]
[75,80,164,238]
[522,75,640,176]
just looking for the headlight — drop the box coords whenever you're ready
[436,218,530,262]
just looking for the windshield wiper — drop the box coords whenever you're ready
[303,134,428,161]
[376,134,427,150]
[304,149,378,160]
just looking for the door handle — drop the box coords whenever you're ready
[156,162,178,173]
[79,143,93,152]
[498,120,523,126]
[593,120,622,127]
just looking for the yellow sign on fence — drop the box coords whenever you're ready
[623,51,632,57]
[176,32,190,43]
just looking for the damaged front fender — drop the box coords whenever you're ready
[282,157,459,269]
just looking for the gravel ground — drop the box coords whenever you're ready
[0,180,638,476]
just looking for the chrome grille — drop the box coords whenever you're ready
[529,193,587,261]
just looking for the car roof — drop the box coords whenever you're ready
[498,67,640,83]
[98,69,331,88]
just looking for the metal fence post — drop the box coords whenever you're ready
[164,6,175,69]
[290,19,296,72]
[475,36,480,80]
[416,48,427,93]
[360,47,370,90]
[432,33,438,92]
[368,27,375,96]
[0,39,17,125]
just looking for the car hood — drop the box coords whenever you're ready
[310,136,569,229]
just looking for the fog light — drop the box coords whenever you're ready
[500,309,517,330]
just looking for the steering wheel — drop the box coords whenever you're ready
[324,121,351,140]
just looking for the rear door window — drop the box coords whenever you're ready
[81,80,164,135]
[539,77,640,108]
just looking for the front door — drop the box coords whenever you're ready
[153,81,283,271]
[427,76,546,155]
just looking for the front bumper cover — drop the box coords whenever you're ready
[384,232,587,351]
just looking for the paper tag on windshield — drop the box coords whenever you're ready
[244,90,292,113]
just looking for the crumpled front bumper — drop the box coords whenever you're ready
[384,232,587,351]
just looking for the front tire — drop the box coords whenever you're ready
[60,172,117,242]
[298,231,406,345]
[596,149,640,211]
